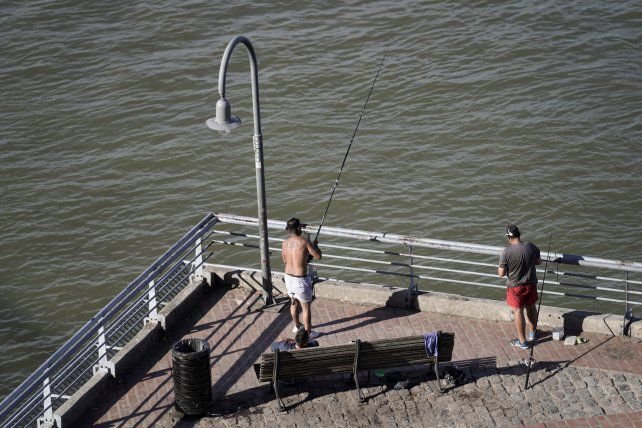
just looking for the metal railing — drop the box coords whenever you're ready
[1,211,640,426]
[208,213,642,321]
[0,213,218,428]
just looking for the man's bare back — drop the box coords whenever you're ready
[282,234,321,276]
[282,217,322,338]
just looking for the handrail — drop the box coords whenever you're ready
[208,213,641,310]
[209,231,642,294]
[213,213,642,273]
[0,213,218,425]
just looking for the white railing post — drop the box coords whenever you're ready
[191,237,205,283]
[92,326,115,376]
[144,279,157,322]
[144,279,165,329]
[36,377,52,427]
[36,377,60,428]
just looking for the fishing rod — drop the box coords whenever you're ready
[524,233,553,390]
[313,41,392,242]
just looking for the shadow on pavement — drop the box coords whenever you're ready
[206,355,500,414]
[315,289,424,337]
[526,335,616,389]
[83,283,229,427]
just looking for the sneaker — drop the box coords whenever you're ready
[528,330,539,341]
[292,324,303,334]
[510,338,529,350]
[308,330,320,340]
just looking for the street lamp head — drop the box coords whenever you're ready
[206,97,241,133]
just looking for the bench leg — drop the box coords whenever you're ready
[272,349,286,412]
[353,340,365,403]
[434,360,443,392]
[273,379,286,412]
[354,372,366,403]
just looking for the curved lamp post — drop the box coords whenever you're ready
[207,36,273,305]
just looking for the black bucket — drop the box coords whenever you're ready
[172,338,212,415]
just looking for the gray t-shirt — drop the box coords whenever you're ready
[499,241,540,287]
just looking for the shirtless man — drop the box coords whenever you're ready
[282,218,322,339]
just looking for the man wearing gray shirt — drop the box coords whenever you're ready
[498,224,541,350]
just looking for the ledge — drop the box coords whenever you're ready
[204,265,641,339]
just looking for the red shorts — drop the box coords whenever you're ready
[506,284,538,308]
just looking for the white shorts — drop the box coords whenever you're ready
[284,273,313,303]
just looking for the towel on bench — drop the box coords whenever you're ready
[423,332,439,357]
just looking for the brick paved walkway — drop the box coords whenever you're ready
[83,284,642,427]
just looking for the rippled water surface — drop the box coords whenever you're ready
[1,1,641,398]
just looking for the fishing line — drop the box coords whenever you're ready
[524,233,553,389]
[313,41,392,241]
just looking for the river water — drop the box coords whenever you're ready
[1,1,640,399]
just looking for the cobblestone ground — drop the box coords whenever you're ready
[156,363,642,427]
[86,285,642,428]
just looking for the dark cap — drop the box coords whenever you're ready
[295,328,309,346]
[505,224,521,238]
[286,218,301,231]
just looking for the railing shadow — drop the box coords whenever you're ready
[221,274,423,339]
[153,270,296,423]
[82,283,230,427]
[88,270,388,425]
[153,286,291,427]
[205,299,291,399]
[315,288,422,337]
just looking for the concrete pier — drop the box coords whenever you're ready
[76,269,642,427]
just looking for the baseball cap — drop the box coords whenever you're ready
[286,218,301,231]
[505,224,520,238]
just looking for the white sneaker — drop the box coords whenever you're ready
[308,330,320,340]
[292,324,303,334]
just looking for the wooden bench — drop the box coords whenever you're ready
[255,332,455,411]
